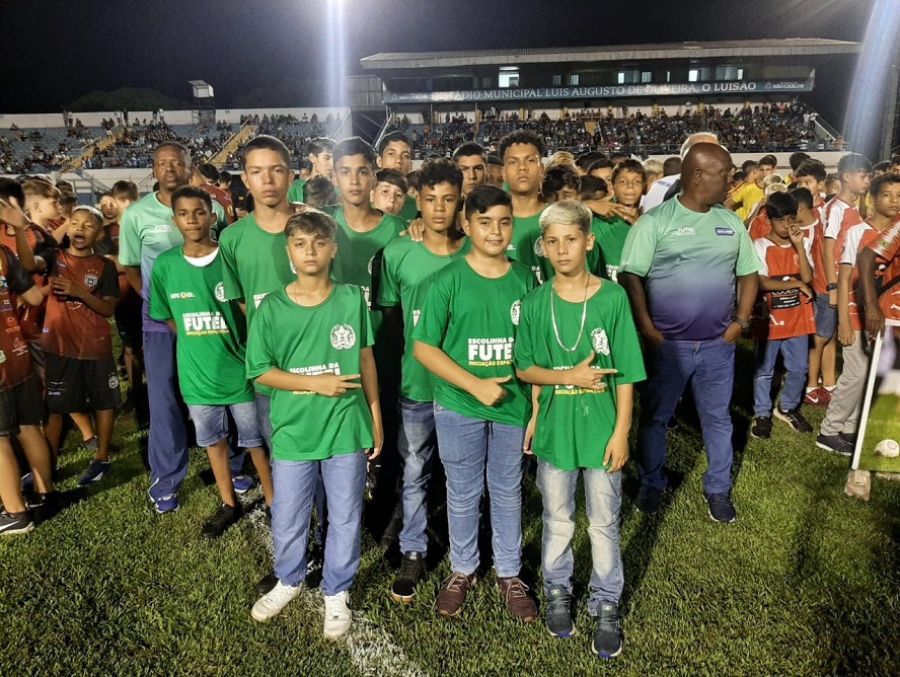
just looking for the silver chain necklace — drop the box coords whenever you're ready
[550,277,590,352]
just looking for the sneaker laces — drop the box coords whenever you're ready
[442,572,472,594]
[501,577,531,603]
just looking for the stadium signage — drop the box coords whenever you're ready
[383,79,814,104]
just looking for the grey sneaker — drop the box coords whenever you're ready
[816,433,854,457]
[545,585,575,638]
[591,603,623,659]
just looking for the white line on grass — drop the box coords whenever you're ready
[244,498,427,677]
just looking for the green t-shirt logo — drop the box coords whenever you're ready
[330,323,357,350]
[467,337,514,365]
[590,327,610,356]
[214,282,226,303]
[533,237,545,258]
[510,300,522,326]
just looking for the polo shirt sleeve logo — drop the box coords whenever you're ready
[330,324,357,350]
[214,282,226,303]
[590,327,610,356]
[715,227,735,237]
[510,300,522,326]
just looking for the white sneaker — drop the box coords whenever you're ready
[251,581,302,622]
[323,590,352,639]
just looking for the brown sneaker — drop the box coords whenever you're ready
[436,572,477,617]
[497,576,538,622]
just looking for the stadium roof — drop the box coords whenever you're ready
[361,38,861,70]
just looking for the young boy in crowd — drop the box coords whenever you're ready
[500,130,546,282]
[150,186,273,538]
[0,202,56,535]
[726,159,763,222]
[42,207,120,486]
[750,192,815,439]
[858,216,900,339]
[452,142,487,197]
[486,154,504,188]
[247,210,382,641]
[591,159,645,283]
[287,137,334,205]
[378,159,469,604]
[413,184,538,622]
[370,169,408,217]
[377,131,418,224]
[541,166,581,204]
[817,173,900,455]
[515,200,645,658]
[303,177,338,209]
[579,176,608,203]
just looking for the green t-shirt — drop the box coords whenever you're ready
[378,236,471,403]
[287,178,307,205]
[514,280,646,471]
[413,257,536,426]
[331,206,405,337]
[149,247,253,406]
[590,215,631,282]
[507,210,546,283]
[245,284,374,461]
[398,194,419,225]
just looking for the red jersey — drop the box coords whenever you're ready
[0,245,35,389]
[41,251,119,360]
[749,207,771,241]
[822,197,864,286]
[201,183,235,224]
[840,222,890,331]
[753,237,815,340]
[0,224,55,342]
[863,219,900,321]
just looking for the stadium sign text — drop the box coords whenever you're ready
[383,79,815,104]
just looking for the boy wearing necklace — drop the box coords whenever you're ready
[246,211,382,641]
[413,185,538,622]
[515,200,645,659]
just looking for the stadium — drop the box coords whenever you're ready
[1,1,900,675]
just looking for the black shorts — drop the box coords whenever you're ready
[45,354,122,415]
[0,378,45,438]
[115,294,144,353]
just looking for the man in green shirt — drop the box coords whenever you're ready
[150,186,273,539]
[499,130,547,282]
[515,200,645,658]
[413,184,538,623]
[377,131,418,224]
[378,159,469,605]
[287,137,334,205]
[246,210,382,641]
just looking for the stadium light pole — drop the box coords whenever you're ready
[325,0,348,109]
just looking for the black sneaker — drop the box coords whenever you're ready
[705,492,737,524]
[774,407,813,433]
[78,459,111,487]
[816,433,854,457]
[390,552,427,604]
[265,506,272,529]
[750,416,772,439]
[0,510,34,536]
[27,491,59,524]
[634,485,663,514]
[591,603,623,659]
[201,503,243,539]
[545,585,575,638]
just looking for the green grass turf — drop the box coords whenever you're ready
[2,344,900,676]
[858,393,900,473]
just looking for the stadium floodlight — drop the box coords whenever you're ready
[325,0,347,108]
[188,80,215,99]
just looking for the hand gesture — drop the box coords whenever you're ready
[788,224,805,247]
[401,218,426,242]
[50,276,82,299]
[723,321,743,344]
[866,305,885,341]
[312,373,362,397]
[612,204,640,224]
[0,198,29,230]
[567,353,617,390]
[603,430,629,473]
[471,375,510,406]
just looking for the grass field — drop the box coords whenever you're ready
[2,344,900,676]
[858,392,900,473]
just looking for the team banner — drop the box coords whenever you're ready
[851,321,900,473]
[382,79,815,104]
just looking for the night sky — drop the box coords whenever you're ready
[0,0,874,116]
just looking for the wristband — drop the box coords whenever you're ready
[826,283,838,292]
[732,316,750,331]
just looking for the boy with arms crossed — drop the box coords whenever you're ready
[413,185,538,621]
[150,187,273,538]
[515,200,645,658]
[247,211,382,640]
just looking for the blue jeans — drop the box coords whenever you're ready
[187,401,264,449]
[145,331,189,502]
[397,398,437,556]
[271,451,367,596]
[753,336,809,417]
[434,404,525,578]
[638,338,736,495]
[537,460,624,614]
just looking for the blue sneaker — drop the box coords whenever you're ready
[78,460,111,487]
[545,585,575,638]
[154,494,180,515]
[705,492,737,524]
[591,603,623,659]
[232,474,255,495]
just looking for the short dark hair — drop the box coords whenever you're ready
[452,142,486,161]
[71,206,102,226]
[218,170,233,185]
[406,170,422,192]
[794,159,827,183]
[890,155,900,168]
[870,173,900,197]
[419,158,463,192]
[579,175,608,199]
[662,156,681,176]
[0,177,25,206]
[111,180,139,201]
[307,137,335,156]
[587,158,613,173]
[741,159,758,174]
[171,185,213,212]
[198,163,219,183]
[59,193,78,208]
[609,152,629,164]
[731,170,745,184]
[789,152,811,172]
[464,184,512,220]
[765,191,798,220]
[284,209,337,241]
[837,153,872,176]
[873,161,891,173]
[541,166,580,198]
[377,131,410,156]
[241,135,291,170]
[154,142,190,160]
[498,130,544,160]
[788,186,814,210]
[375,169,408,194]
[334,137,377,166]
[486,154,503,167]
[759,154,778,168]
[576,151,607,171]
[303,177,337,208]
[611,159,646,184]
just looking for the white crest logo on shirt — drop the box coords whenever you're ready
[533,237,545,257]
[510,300,521,326]
[330,324,357,350]
[84,274,98,288]
[367,256,375,275]
[108,374,120,390]
[590,328,610,356]
[214,282,226,303]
